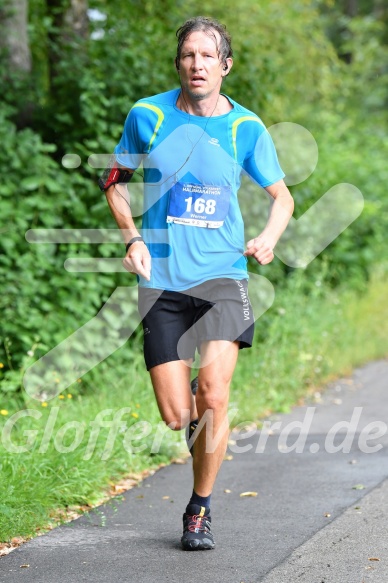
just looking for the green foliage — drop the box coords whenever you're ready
[234,270,388,419]
[0,0,387,400]
[0,105,138,380]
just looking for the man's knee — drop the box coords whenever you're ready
[161,410,191,431]
[196,380,230,412]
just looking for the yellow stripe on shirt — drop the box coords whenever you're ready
[132,103,165,152]
[231,116,265,160]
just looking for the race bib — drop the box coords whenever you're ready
[166,182,231,228]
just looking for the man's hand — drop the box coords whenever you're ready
[244,234,275,265]
[244,180,294,266]
[123,241,151,281]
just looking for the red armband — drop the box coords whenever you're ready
[98,165,133,191]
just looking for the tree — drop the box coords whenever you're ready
[0,0,31,73]
[0,0,33,125]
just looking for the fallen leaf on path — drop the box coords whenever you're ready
[368,558,380,561]
[162,496,170,500]
[224,489,232,494]
[0,545,12,557]
[20,565,30,568]
[324,513,331,517]
[224,454,233,461]
[352,484,365,490]
[240,491,258,498]
[111,479,138,494]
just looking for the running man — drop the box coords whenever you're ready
[101,16,294,550]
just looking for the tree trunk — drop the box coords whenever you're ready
[43,0,88,143]
[345,0,358,18]
[0,0,31,73]
[46,0,88,87]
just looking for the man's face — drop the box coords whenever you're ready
[177,30,229,101]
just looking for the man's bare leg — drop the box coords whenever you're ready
[149,359,197,430]
[193,340,239,496]
[149,344,238,550]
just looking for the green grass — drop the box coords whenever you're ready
[1,271,388,542]
[232,271,388,420]
[0,351,184,542]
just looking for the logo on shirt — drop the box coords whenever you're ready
[208,137,220,146]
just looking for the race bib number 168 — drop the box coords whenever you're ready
[167,182,231,228]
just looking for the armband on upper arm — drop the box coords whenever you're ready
[98,155,134,192]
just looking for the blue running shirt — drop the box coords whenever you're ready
[114,89,285,291]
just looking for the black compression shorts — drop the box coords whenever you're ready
[138,278,254,371]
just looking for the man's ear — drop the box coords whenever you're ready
[221,57,233,76]
[175,57,180,71]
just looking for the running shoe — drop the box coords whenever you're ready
[181,504,215,550]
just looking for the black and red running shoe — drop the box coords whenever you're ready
[181,504,215,551]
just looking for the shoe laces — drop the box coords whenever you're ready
[187,513,210,533]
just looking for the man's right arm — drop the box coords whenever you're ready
[105,179,151,281]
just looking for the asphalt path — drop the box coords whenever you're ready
[1,360,388,583]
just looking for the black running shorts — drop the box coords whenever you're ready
[138,278,254,370]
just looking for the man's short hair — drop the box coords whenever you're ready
[176,16,233,65]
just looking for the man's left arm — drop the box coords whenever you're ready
[244,179,294,265]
